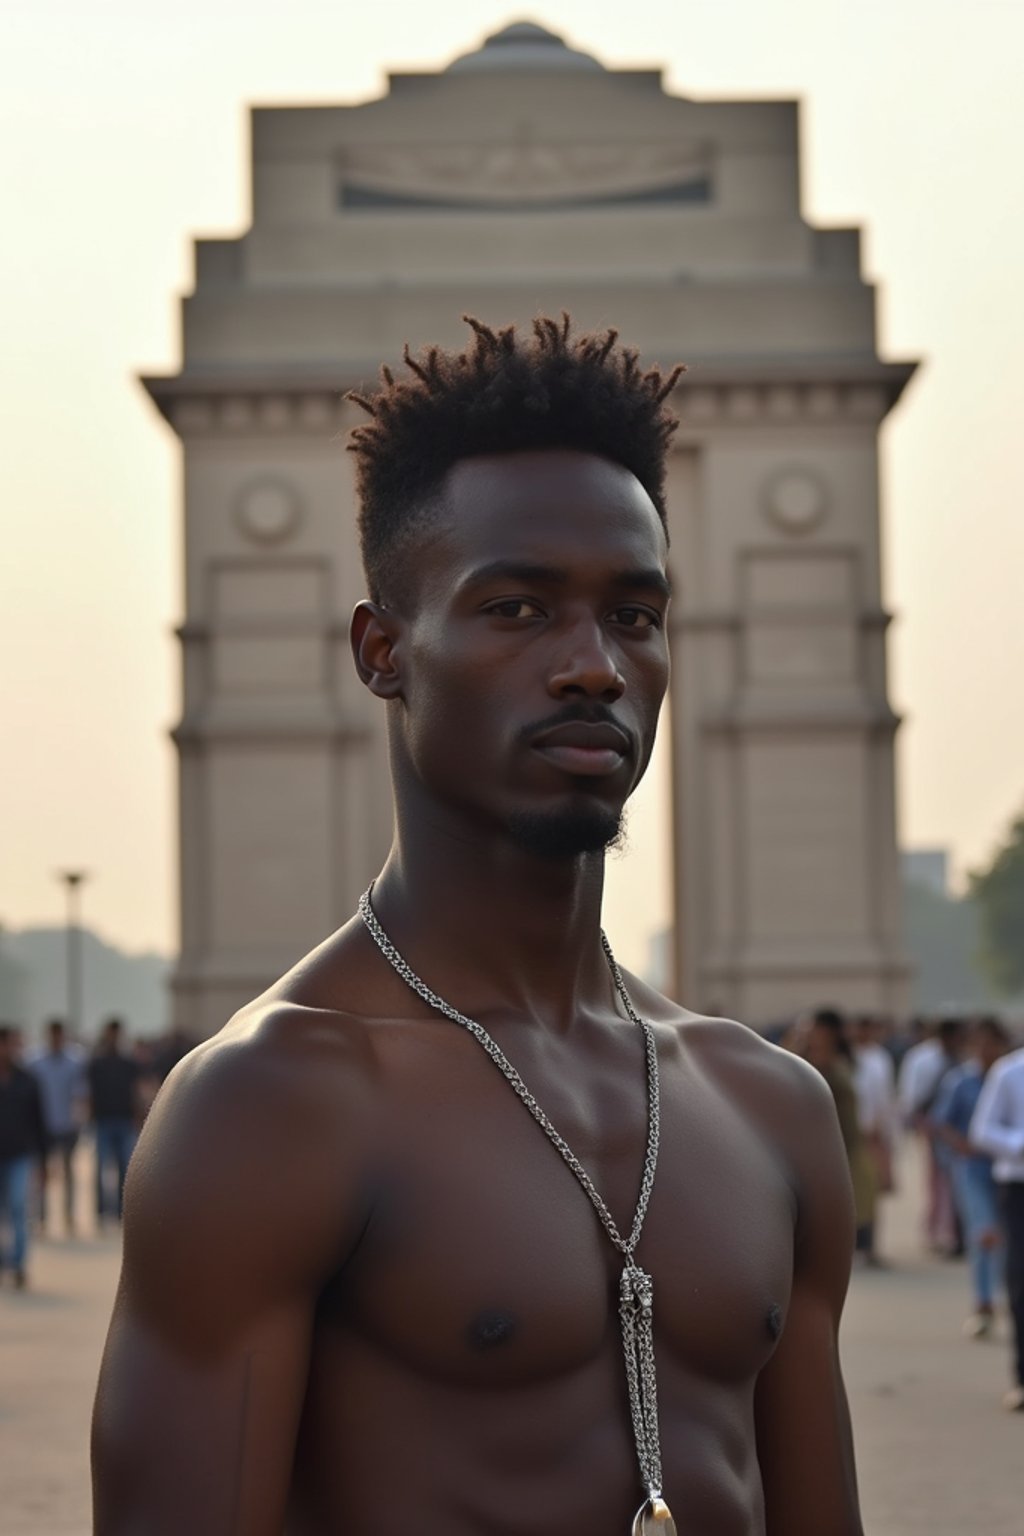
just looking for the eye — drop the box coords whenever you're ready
[484,598,545,620]
[611,606,662,630]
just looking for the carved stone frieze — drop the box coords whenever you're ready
[165,380,897,439]
[338,139,710,204]
[169,393,350,437]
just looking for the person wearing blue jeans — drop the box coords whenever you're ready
[27,1019,87,1234]
[0,1155,33,1281]
[932,1017,1011,1337]
[88,1018,140,1224]
[0,1024,46,1288]
[951,1155,1003,1323]
[971,1043,1024,1410]
[94,1117,137,1220]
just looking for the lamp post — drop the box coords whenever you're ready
[57,870,89,1039]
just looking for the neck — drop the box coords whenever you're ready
[370,800,618,1030]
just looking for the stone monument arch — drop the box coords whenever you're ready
[143,21,916,1034]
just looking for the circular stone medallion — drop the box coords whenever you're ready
[234,479,303,545]
[763,468,828,536]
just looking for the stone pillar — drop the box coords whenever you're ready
[152,389,393,1036]
[667,373,912,1024]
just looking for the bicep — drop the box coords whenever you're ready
[754,1069,862,1536]
[969,1076,1023,1158]
[754,1275,860,1536]
[91,1033,367,1536]
[93,1284,313,1536]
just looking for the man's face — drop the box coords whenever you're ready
[940,1024,965,1060]
[389,449,670,859]
[976,1028,1008,1072]
[48,1023,65,1052]
[804,1023,834,1070]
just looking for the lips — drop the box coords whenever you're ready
[531,720,631,778]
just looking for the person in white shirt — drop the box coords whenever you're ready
[970,1043,1024,1411]
[25,1019,87,1234]
[852,1016,898,1265]
[897,1030,945,1123]
[898,1017,966,1254]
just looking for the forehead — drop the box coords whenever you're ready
[431,449,667,575]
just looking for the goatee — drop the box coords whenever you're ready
[505,804,625,861]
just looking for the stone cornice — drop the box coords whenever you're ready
[701,952,914,980]
[140,356,917,437]
[701,698,902,734]
[176,620,337,641]
[173,708,370,746]
[673,607,892,634]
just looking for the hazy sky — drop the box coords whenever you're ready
[2,0,1022,978]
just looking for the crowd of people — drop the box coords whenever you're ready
[782,1008,1024,1412]
[0,1017,196,1288]
[3,1004,1023,1414]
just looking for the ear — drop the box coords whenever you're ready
[350,601,404,700]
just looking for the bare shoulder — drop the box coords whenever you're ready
[622,972,839,1176]
[141,990,376,1166]
[122,994,380,1344]
[138,910,398,1180]
[625,971,823,1098]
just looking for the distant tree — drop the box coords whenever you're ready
[971,812,1024,996]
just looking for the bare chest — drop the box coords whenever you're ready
[323,1025,795,1390]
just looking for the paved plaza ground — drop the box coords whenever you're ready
[1,1141,1020,1535]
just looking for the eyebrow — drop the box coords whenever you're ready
[459,560,672,601]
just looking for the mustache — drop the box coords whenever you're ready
[517,704,635,753]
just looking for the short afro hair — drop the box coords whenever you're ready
[346,313,685,605]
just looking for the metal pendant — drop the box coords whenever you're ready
[632,1495,678,1535]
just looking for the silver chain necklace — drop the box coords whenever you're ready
[358,885,677,1536]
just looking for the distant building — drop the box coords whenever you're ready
[0,926,30,1027]
[902,848,949,899]
[144,20,917,1032]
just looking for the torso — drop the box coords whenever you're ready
[236,947,804,1536]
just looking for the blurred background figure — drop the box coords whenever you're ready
[886,1015,926,1077]
[88,1018,139,1225]
[131,1039,162,1126]
[898,1016,966,1254]
[152,1025,197,1084]
[26,1018,87,1236]
[970,1037,1024,1412]
[0,1022,46,1288]
[852,1016,898,1266]
[797,1008,877,1259]
[932,1017,1010,1338]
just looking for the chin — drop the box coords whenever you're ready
[504,804,625,861]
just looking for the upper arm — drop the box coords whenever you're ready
[927,1081,964,1142]
[754,1060,863,1536]
[92,1014,370,1536]
[970,1066,1024,1159]
[930,1076,957,1131]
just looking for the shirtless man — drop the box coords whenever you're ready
[92,316,863,1535]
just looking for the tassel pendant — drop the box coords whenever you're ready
[631,1495,678,1534]
[620,1263,673,1531]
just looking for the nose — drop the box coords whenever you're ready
[547,618,625,701]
